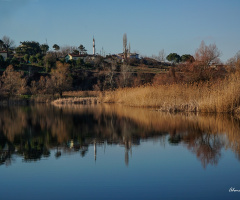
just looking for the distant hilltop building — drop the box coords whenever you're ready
[64,37,139,63]
[117,52,139,59]
[65,37,97,62]
[65,54,86,62]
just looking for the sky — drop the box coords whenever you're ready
[0,0,240,62]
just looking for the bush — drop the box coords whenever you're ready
[29,55,37,64]
[38,60,44,67]
[11,57,20,66]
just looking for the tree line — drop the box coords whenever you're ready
[0,35,240,100]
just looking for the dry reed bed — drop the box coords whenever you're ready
[63,91,100,97]
[52,97,99,105]
[101,72,240,113]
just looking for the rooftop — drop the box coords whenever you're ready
[68,53,88,57]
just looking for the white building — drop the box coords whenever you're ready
[65,53,87,62]
[117,52,139,59]
[0,51,7,60]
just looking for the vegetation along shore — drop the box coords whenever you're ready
[1,34,240,114]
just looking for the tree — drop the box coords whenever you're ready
[195,41,221,66]
[24,54,29,63]
[31,76,47,94]
[152,49,166,62]
[123,33,130,61]
[1,65,27,97]
[2,36,15,52]
[123,33,128,61]
[15,41,41,56]
[51,61,73,97]
[4,58,11,66]
[159,49,166,62]
[181,54,195,63]
[0,55,5,67]
[73,50,80,55]
[40,44,49,55]
[166,53,181,63]
[118,64,132,88]
[76,58,84,66]
[0,40,4,50]
[53,44,60,51]
[58,45,78,57]
[102,61,117,90]
[53,44,60,58]
[10,57,20,66]
[78,45,87,55]
[29,55,37,63]
[44,53,56,72]
[35,53,42,62]
[226,51,240,70]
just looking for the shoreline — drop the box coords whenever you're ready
[2,69,240,116]
[2,97,237,117]
[0,94,239,115]
[52,97,100,105]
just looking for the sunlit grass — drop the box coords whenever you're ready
[101,72,240,113]
[52,97,99,105]
[63,90,100,97]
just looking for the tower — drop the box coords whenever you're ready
[93,37,95,55]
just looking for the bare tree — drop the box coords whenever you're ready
[159,49,166,62]
[123,33,128,60]
[0,40,4,50]
[226,51,240,70]
[118,64,132,87]
[58,45,78,57]
[152,49,166,62]
[51,61,73,97]
[2,36,15,51]
[128,42,131,54]
[105,62,117,90]
[195,41,221,66]
[1,65,27,97]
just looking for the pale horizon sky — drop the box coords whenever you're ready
[0,0,240,62]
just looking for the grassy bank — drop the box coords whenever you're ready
[52,97,99,105]
[101,72,240,113]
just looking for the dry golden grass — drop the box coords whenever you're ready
[63,90,100,97]
[52,97,99,105]
[101,72,240,113]
[54,91,101,105]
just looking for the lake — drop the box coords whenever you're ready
[1,104,240,200]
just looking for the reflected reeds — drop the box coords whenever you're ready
[1,104,240,167]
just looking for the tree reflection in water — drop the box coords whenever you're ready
[0,104,240,168]
[183,131,224,168]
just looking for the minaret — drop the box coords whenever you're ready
[94,140,97,161]
[93,37,95,55]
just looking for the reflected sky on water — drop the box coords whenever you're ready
[0,104,240,200]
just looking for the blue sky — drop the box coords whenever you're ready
[0,0,240,61]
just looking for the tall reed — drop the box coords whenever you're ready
[101,72,240,113]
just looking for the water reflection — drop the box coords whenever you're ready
[0,104,240,168]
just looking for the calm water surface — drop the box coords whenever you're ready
[1,104,240,200]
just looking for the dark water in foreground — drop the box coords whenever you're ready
[1,104,240,200]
